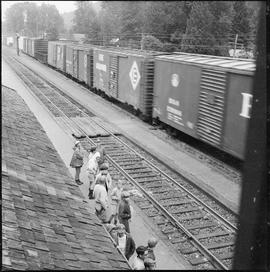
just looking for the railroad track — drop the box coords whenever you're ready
[4,54,239,270]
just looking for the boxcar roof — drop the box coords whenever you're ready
[94,46,165,58]
[156,52,256,73]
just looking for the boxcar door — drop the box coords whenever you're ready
[197,69,227,147]
[108,55,119,98]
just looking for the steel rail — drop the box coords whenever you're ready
[6,55,232,269]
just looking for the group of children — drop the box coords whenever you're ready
[70,139,158,269]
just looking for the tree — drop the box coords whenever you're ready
[23,2,39,36]
[5,2,27,34]
[119,1,144,40]
[39,3,64,39]
[73,1,101,42]
[5,2,64,38]
[99,2,123,45]
[141,35,163,51]
[231,1,252,48]
[182,1,233,56]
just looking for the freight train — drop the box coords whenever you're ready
[3,36,255,160]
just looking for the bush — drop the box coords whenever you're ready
[162,42,178,52]
[142,35,163,51]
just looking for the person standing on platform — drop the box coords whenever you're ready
[70,141,84,185]
[114,224,136,261]
[86,146,100,199]
[94,163,112,193]
[16,33,20,56]
[110,180,123,224]
[93,175,110,223]
[118,191,132,233]
[131,246,148,270]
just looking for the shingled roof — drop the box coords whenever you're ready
[2,85,130,270]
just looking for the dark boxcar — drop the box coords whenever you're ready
[93,47,163,117]
[153,53,255,159]
[34,39,48,63]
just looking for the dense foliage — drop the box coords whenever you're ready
[5,2,64,39]
[73,1,260,57]
[4,1,260,57]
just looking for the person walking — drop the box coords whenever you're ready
[114,224,136,261]
[118,191,132,233]
[110,180,123,224]
[69,141,84,185]
[86,146,100,199]
[131,246,148,270]
[93,175,110,223]
[94,163,112,193]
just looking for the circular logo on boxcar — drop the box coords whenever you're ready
[171,74,179,87]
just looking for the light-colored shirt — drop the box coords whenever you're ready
[132,256,145,270]
[117,234,126,255]
[95,171,112,191]
[87,152,100,173]
[110,187,122,205]
[93,184,108,209]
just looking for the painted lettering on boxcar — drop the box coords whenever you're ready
[240,93,253,118]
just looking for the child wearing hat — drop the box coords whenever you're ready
[86,145,100,199]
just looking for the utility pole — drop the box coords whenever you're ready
[233,34,238,58]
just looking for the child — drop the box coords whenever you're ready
[86,146,100,199]
[110,180,123,224]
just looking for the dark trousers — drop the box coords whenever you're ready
[75,167,81,181]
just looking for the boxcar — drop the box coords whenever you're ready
[93,47,164,117]
[47,41,67,72]
[152,53,255,159]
